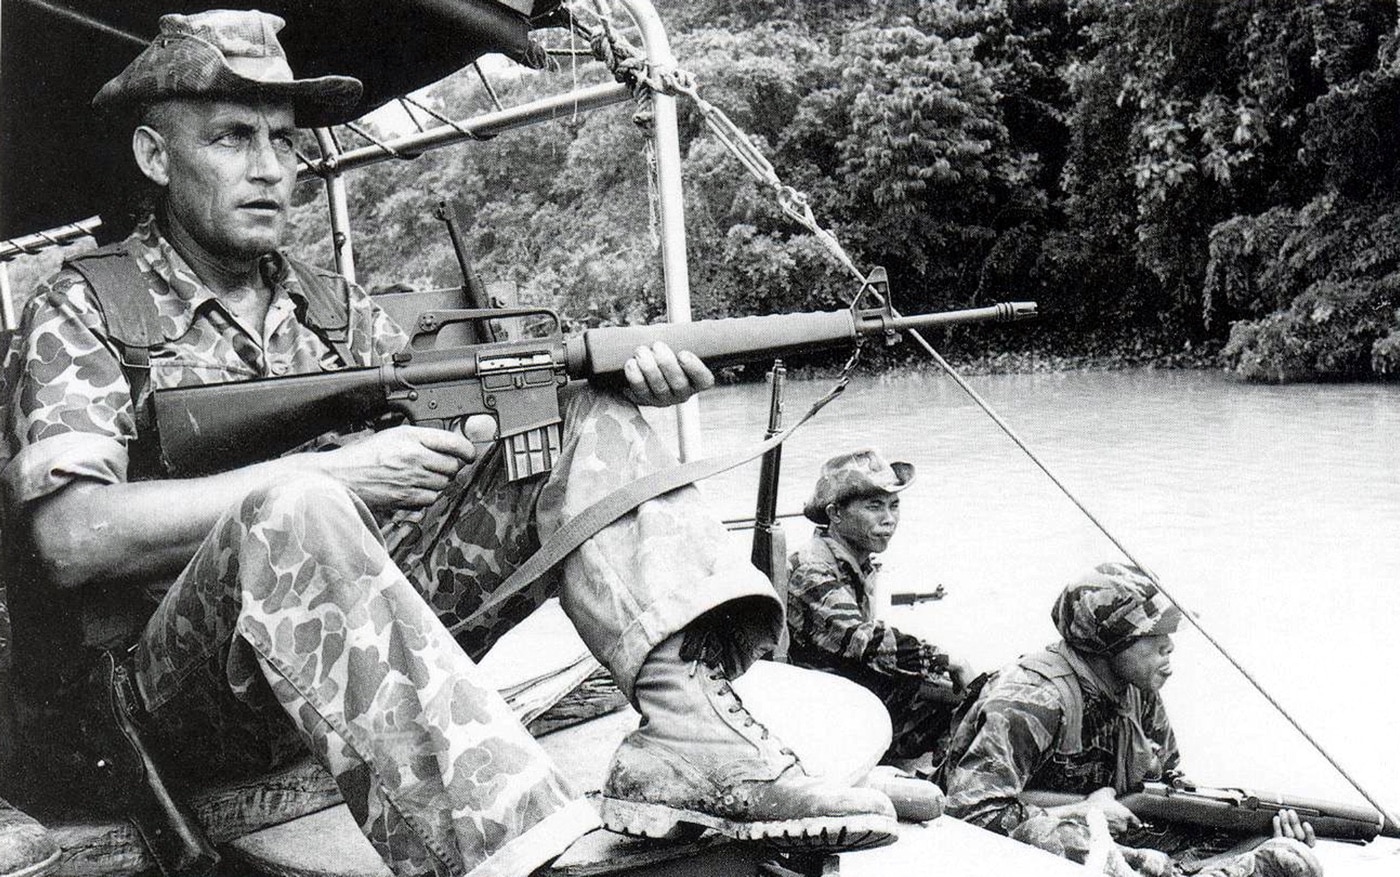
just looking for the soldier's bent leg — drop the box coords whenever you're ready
[133,475,596,877]
[386,384,784,691]
[385,387,896,851]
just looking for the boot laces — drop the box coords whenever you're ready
[701,663,798,761]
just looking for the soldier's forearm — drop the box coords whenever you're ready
[25,454,320,588]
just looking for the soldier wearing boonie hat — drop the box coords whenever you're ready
[92,10,363,126]
[941,562,1321,877]
[802,447,916,525]
[1,9,902,877]
[788,449,974,767]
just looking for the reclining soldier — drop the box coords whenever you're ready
[941,563,1321,877]
[0,9,896,877]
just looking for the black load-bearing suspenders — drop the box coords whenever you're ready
[65,245,357,477]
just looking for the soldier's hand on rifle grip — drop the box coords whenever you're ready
[622,342,715,408]
[312,424,476,512]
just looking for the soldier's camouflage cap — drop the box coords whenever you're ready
[803,448,915,524]
[1051,562,1182,656]
[92,9,363,129]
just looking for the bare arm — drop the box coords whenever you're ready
[29,425,476,588]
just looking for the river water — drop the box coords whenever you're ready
[661,367,1400,811]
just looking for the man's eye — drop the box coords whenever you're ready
[272,134,296,153]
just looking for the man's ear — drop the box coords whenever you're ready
[132,125,170,187]
[825,502,841,524]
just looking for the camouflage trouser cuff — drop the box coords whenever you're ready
[587,563,783,704]
[464,797,600,877]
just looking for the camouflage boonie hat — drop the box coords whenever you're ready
[1051,562,1182,656]
[92,10,363,128]
[803,449,915,524]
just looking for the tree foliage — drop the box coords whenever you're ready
[278,0,1400,381]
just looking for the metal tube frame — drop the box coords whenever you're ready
[0,215,105,263]
[614,0,702,460]
[300,81,630,180]
[306,0,700,457]
[312,128,358,285]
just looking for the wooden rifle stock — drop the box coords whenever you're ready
[750,360,786,578]
[1020,783,1398,841]
[750,361,789,657]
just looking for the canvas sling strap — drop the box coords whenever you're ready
[444,368,855,639]
[1021,644,1162,792]
[1017,646,1086,756]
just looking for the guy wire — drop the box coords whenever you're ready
[899,315,1400,830]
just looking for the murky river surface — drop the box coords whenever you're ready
[651,368,1400,810]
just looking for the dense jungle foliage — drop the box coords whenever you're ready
[133,2,1400,379]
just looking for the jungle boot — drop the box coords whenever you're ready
[599,633,898,852]
[0,797,60,877]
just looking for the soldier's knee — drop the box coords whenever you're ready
[240,474,367,529]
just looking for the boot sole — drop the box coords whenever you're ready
[598,796,898,852]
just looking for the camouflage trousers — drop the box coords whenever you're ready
[131,386,781,877]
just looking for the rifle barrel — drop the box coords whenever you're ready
[569,302,1037,377]
[881,301,1037,333]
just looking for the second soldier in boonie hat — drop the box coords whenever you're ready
[803,448,915,525]
[92,9,363,128]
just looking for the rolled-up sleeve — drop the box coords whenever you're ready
[1,275,134,504]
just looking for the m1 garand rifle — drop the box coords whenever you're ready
[1021,782,1400,842]
[152,277,1037,480]
[750,360,790,657]
[750,359,787,583]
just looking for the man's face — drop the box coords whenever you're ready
[1108,634,1175,693]
[829,493,900,556]
[145,99,299,262]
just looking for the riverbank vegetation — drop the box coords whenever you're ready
[288,1,1397,383]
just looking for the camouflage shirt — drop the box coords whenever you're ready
[785,530,948,681]
[0,217,408,507]
[942,642,1179,835]
[0,219,410,667]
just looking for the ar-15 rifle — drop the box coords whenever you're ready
[153,282,1037,481]
[1021,782,1400,842]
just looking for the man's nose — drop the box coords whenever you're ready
[247,134,287,182]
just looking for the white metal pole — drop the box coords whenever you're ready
[0,263,15,332]
[313,128,357,284]
[618,0,702,461]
